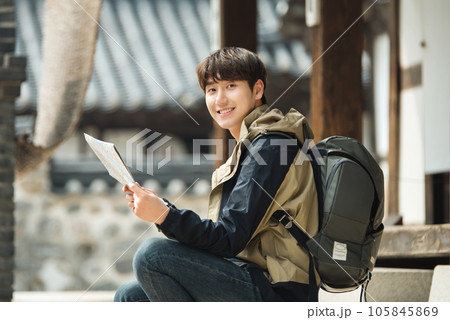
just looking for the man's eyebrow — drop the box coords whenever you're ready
[205,81,216,86]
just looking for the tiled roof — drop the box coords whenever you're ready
[14,0,311,114]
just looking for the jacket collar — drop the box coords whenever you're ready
[239,104,270,141]
[239,104,314,144]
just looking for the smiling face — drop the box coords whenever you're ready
[205,79,264,139]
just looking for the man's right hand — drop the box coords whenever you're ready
[122,183,169,225]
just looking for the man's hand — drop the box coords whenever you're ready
[123,183,169,225]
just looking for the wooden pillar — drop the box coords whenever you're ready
[426,173,450,224]
[212,0,257,168]
[219,0,257,50]
[387,0,400,216]
[309,0,363,141]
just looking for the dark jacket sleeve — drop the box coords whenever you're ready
[157,135,299,258]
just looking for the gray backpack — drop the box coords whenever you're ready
[272,135,384,300]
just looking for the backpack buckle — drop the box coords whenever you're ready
[277,213,293,229]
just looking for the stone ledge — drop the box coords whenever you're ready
[13,291,116,302]
[379,224,450,258]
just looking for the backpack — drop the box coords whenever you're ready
[271,135,384,300]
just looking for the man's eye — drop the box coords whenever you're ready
[207,88,216,93]
[227,84,235,88]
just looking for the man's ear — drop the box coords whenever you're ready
[253,79,264,100]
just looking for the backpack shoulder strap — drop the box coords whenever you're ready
[272,210,318,301]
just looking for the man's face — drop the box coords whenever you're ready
[204,79,263,137]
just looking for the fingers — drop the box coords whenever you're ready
[124,184,144,212]
[123,182,143,193]
[127,182,159,197]
[127,182,142,194]
[124,184,135,210]
[123,184,133,193]
[125,193,134,201]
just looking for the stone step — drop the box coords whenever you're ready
[428,265,450,302]
[320,267,434,302]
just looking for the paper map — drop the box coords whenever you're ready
[84,133,135,186]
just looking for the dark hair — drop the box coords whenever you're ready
[196,47,267,104]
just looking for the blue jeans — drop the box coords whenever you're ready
[114,238,263,302]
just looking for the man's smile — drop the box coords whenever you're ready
[217,107,235,116]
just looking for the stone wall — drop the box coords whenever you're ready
[14,163,209,292]
[0,0,26,302]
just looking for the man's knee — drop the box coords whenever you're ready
[133,238,176,276]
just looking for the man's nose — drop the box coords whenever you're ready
[216,88,228,105]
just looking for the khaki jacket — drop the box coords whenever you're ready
[207,105,320,285]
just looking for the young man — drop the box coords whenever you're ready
[114,47,319,302]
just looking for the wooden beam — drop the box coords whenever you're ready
[309,0,363,141]
[387,0,400,216]
[378,224,450,258]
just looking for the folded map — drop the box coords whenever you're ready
[84,133,135,186]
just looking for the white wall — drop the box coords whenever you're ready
[422,0,450,174]
[373,33,390,160]
[398,0,450,224]
[399,88,425,224]
[399,0,425,224]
